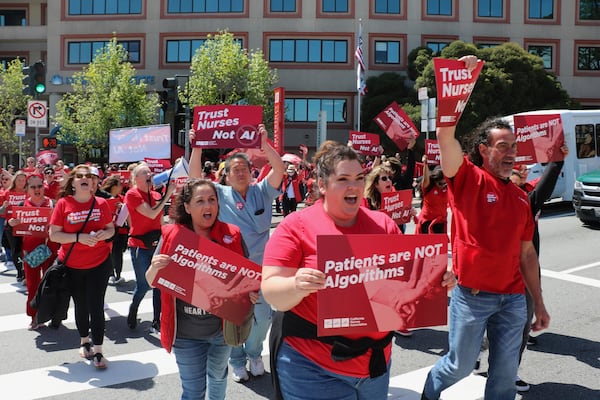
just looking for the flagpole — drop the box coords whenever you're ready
[356,19,362,132]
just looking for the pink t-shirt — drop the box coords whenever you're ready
[49,196,113,269]
[448,157,534,294]
[263,200,401,377]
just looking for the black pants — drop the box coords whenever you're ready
[281,196,298,217]
[68,257,112,345]
[4,226,23,278]
[110,232,128,279]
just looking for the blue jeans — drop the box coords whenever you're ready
[172,333,232,400]
[229,291,272,368]
[277,340,390,400]
[423,285,526,400]
[130,247,161,321]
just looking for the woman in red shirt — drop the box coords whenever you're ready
[49,165,115,369]
[3,170,28,282]
[416,156,449,235]
[7,174,59,329]
[146,179,257,400]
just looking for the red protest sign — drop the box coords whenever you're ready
[514,114,565,165]
[349,131,380,156]
[425,139,441,165]
[11,206,52,237]
[144,158,172,173]
[374,102,419,151]
[192,105,263,149]
[381,189,413,225]
[434,58,484,127]
[317,234,448,336]
[153,226,262,325]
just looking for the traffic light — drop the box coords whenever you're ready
[162,77,179,113]
[31,61,46,95]
[42,137,57,149]
[22,64,31,96]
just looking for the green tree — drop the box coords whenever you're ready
[0,59,31,157]
[186,31,278,130]
[415,41,578,141]
[54,37,161,159]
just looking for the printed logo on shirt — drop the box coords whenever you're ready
[486,192,498,203]
[235,201,244,211]
[183,305,210,316]
[223,234,233,244]
[67,209,102,224]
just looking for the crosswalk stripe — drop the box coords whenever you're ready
[0,349,178,400]
[388,366,485,400]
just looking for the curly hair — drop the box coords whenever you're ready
[463,117,512,167]
[170,179,218,230]
[314,141,360,186]
[364,165,395,210]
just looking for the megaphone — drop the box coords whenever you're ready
[152,158,189,187]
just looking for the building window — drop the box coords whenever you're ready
[321,0,349,13]
[374,41,400,64]
[285,98,347,123]
[374,0,401,14]
[269,39,348,63]
[270,0,297,12]
[579,0,600,20]
[577,45,600,71]
[528,45,553,69]
[575,124,597,159]
[477,0,503,17]
[166,39,206,63]
[167,0,244,13]
[426,41,450,55]
[0,9,26,25]
[528,0,554,19]
[68,0,143,15]
[68,40,141,64]
[427,0,452,16]
[1,56,24,68]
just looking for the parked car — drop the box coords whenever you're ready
[572,169,600,224]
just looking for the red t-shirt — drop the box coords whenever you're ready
[448,158,534,294]
[124,187,163,248]
[49,196,113,269]
[44,180,61,200]
[419,185,448,223]
[105,195,128,235]
[263,200,401,378]
[0,189,5,218]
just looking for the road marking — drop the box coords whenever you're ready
[561,262,600,274]
[0,349,178,399]
[541,268,600,288]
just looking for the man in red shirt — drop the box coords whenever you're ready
[421,56,550,400]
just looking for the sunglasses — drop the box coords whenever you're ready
[28,184,43,189]
[379,176,393,182]
[75,173,93,179]
[44,171,54,175]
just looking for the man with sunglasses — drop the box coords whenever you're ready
[43,167,61,201]
[421,56,550,400]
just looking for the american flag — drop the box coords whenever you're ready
[355,23,367,96]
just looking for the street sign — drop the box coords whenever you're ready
[27,100,47,128]
[15,119,26,137]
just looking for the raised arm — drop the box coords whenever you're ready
[260,124,285,190]
[189,129,203,179]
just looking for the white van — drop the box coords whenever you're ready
[503,109,600,201]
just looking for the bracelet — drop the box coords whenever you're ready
[76,232,80,243]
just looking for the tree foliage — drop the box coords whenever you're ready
[415,41,578,140]
[186,31,278,130]
[54,38,161,159]
[0,59,31,156]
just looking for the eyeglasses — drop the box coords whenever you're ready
[44,171,54,175]
[379,176,393,182]
[28,185,43,189]
[75,173,93,179]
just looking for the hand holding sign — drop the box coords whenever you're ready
[434,56,484,127]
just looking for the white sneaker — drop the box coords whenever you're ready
[231,366,249,382]
[114,276,125,284]
[108,276,116,285]
[5,261,15,271]
[249,357,265,376]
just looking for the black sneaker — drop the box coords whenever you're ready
[127,306,138,329]
[527,335,538,346]
[150,320,160,333]
[516,377,530,392]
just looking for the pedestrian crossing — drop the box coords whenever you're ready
[0,267,488,400]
